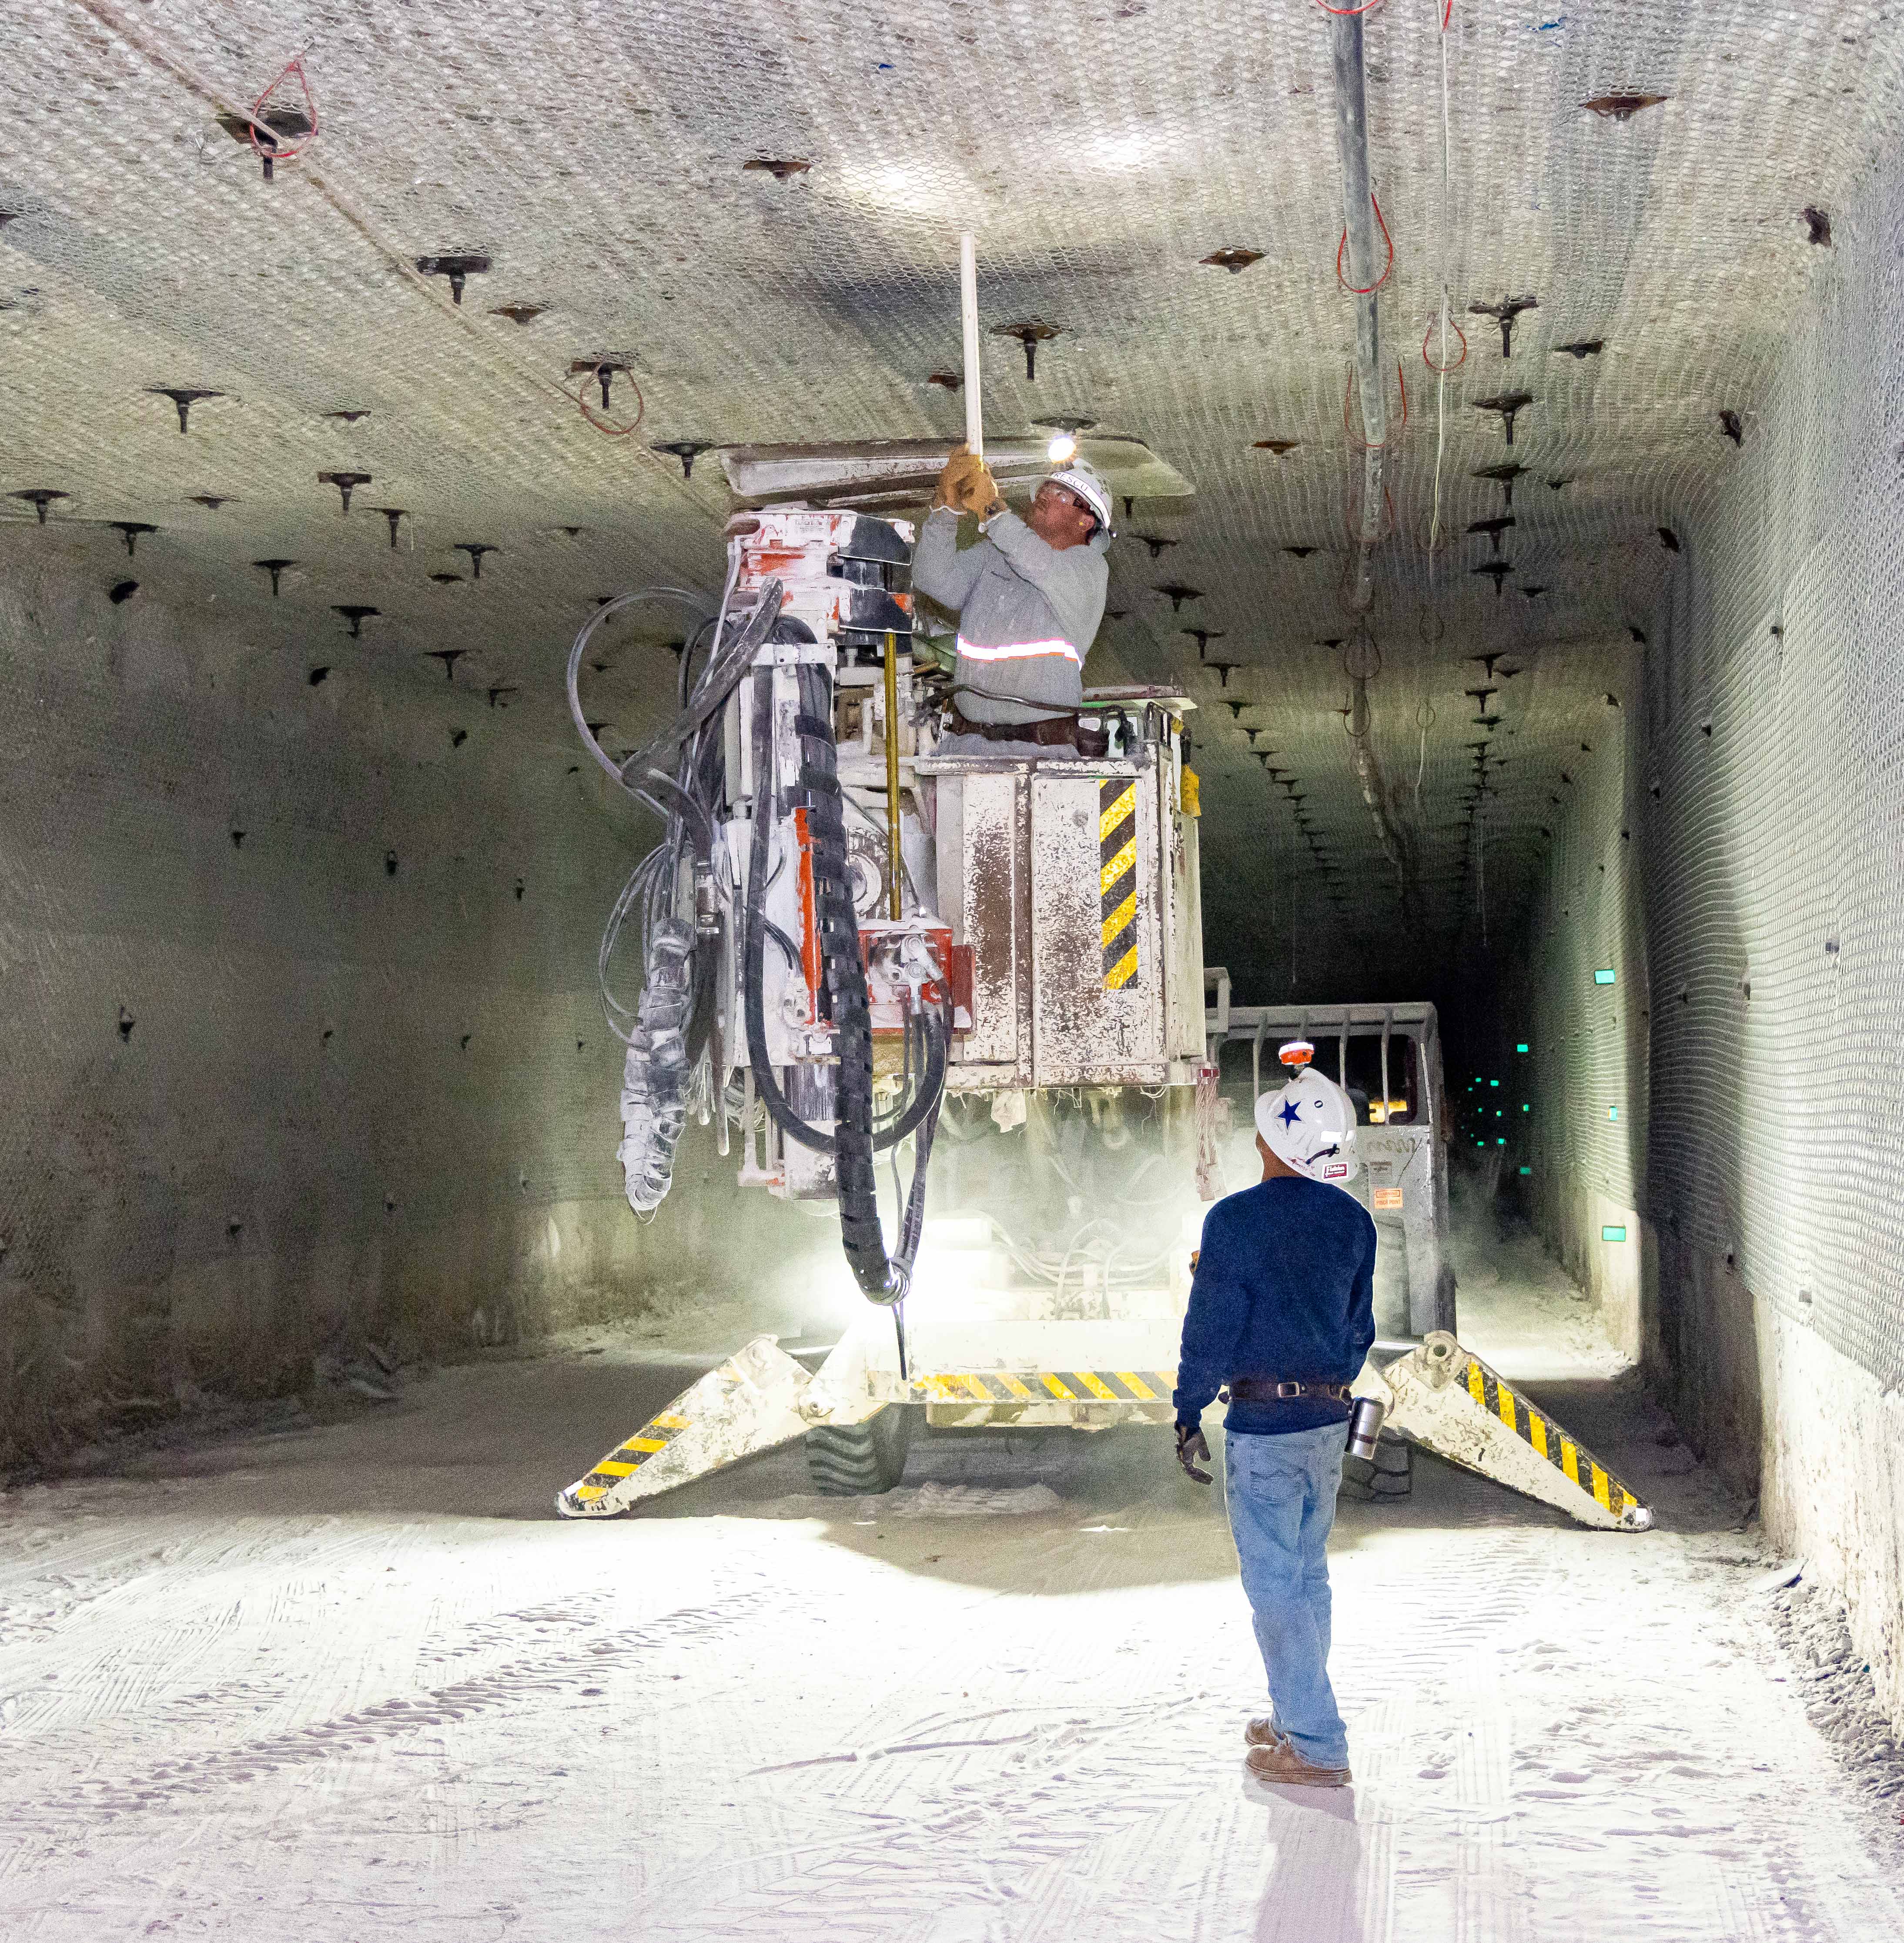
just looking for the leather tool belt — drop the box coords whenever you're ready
[947,702,1079,749]
[1226,1378,1356,1405]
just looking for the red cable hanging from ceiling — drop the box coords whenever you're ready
[564,365,648,439]
[1335,194,1394,295]
[1422,317,1468,372]
[248,57,319,173]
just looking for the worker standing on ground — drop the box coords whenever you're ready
[1173,1065,1377,1787]
[912,445,1112,757]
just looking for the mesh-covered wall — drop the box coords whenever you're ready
[1639,137,1904,1401]
[0,530,847,1467]
[1509,649,1646,1342]
[1511,122,1904,1721]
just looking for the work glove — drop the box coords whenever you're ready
[1175,1422,1213,1485]
[934,444,983,511]
[954,462,1003,520]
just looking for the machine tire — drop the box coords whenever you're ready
[805,1406,916,1495]
[1340,1430,1412,1502]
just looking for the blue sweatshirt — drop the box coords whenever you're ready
[1173,1177,1378,1436]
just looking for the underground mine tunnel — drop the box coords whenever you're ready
[4,0,1904,1934]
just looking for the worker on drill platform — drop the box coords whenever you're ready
[1173,1063,1377,1788]
[912,444,1112,757]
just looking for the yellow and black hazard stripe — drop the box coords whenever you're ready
[1464,1360,1643,1520]
[568,1410,691,1504]
[912,1369,1176,1405]
[1099,776,1139,989]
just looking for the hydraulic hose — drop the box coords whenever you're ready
[740,663,946,1301]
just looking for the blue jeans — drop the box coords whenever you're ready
[1224,1419,1350,1769]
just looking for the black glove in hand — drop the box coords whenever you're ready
[1175,1423,1213,1485]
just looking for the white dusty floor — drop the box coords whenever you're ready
[3,1219,1901,1940]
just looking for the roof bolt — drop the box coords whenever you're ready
[1253,438,1300,455]
[415,254,492,304]
[1201,246,1264,274]
[1468,294,1539,359]
[1472,461,1529,508]
[1719,410,1743,446]
[1584,94,1668,121]
[1468,515,1515,554]
[1472,561,1513,599]
[1181,627,1226,657]
[1154,582,1203,612]
[652,440,712,479]
[11,487,68,522]
[455,542,497,579]
[742,159,810,181]
[375,506,408,548]
[990,320,1061,381]
[1801,207,1832,247]
[254,558,295,596]
[110,521,156,558]
[1131,534,1177,560]
[332,604,379,639]
[1555,339,1604,360]
[149,387,222,433]
[189,494,234,510]
[490,302,546,325]
[1474,393,1534,444]
[319,471,371,514]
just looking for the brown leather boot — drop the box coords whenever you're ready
[1245,1738,1352,1787]
[1244,1717,1285,1749]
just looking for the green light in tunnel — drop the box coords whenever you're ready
[1475,1140,1484,1147]
[1519,1165,1533,1176]
[1522,1103,1530,1112]
[1516,1042,1529,1053]
[1495,1110,1502,1118]
[1602,1224,1628,1242]
[1608,1107,1620,1121]
[1496,1138,1506,1146]
[1594,968,1617,985]
[1489,1078,1499,1087]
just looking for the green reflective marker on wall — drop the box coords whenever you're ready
[1608,1107,1620,1122]
[1602,1224,1627,1242]
[1594,968,1617,985]
[1516,1043,1529,1053]
[1519,1166,1533,1176]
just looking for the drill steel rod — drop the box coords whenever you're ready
[960,231,984,459]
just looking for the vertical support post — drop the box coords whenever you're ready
[1331,13,1384,614]
[883,631,903,919]
[1380,1007,1392,1124]
[959,232,984,460]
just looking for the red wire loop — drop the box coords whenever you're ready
[1343,361,1409,451]
[248,57,319,167]
[1314,0,1387,14]
[567,367,647,438]
[1422,315,1469,374]
[1335,195,1394,295]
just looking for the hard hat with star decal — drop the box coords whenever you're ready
[1255,1066,1361,1186]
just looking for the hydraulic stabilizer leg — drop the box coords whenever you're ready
[555,1325,906,1518]
[1376,1331,1652,1532]
[556,1336,816,1518]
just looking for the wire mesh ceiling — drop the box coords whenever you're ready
[3,0,1900,997]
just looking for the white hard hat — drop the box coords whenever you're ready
[1255,1068,1360,1186]
[1045,461,1113,534]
